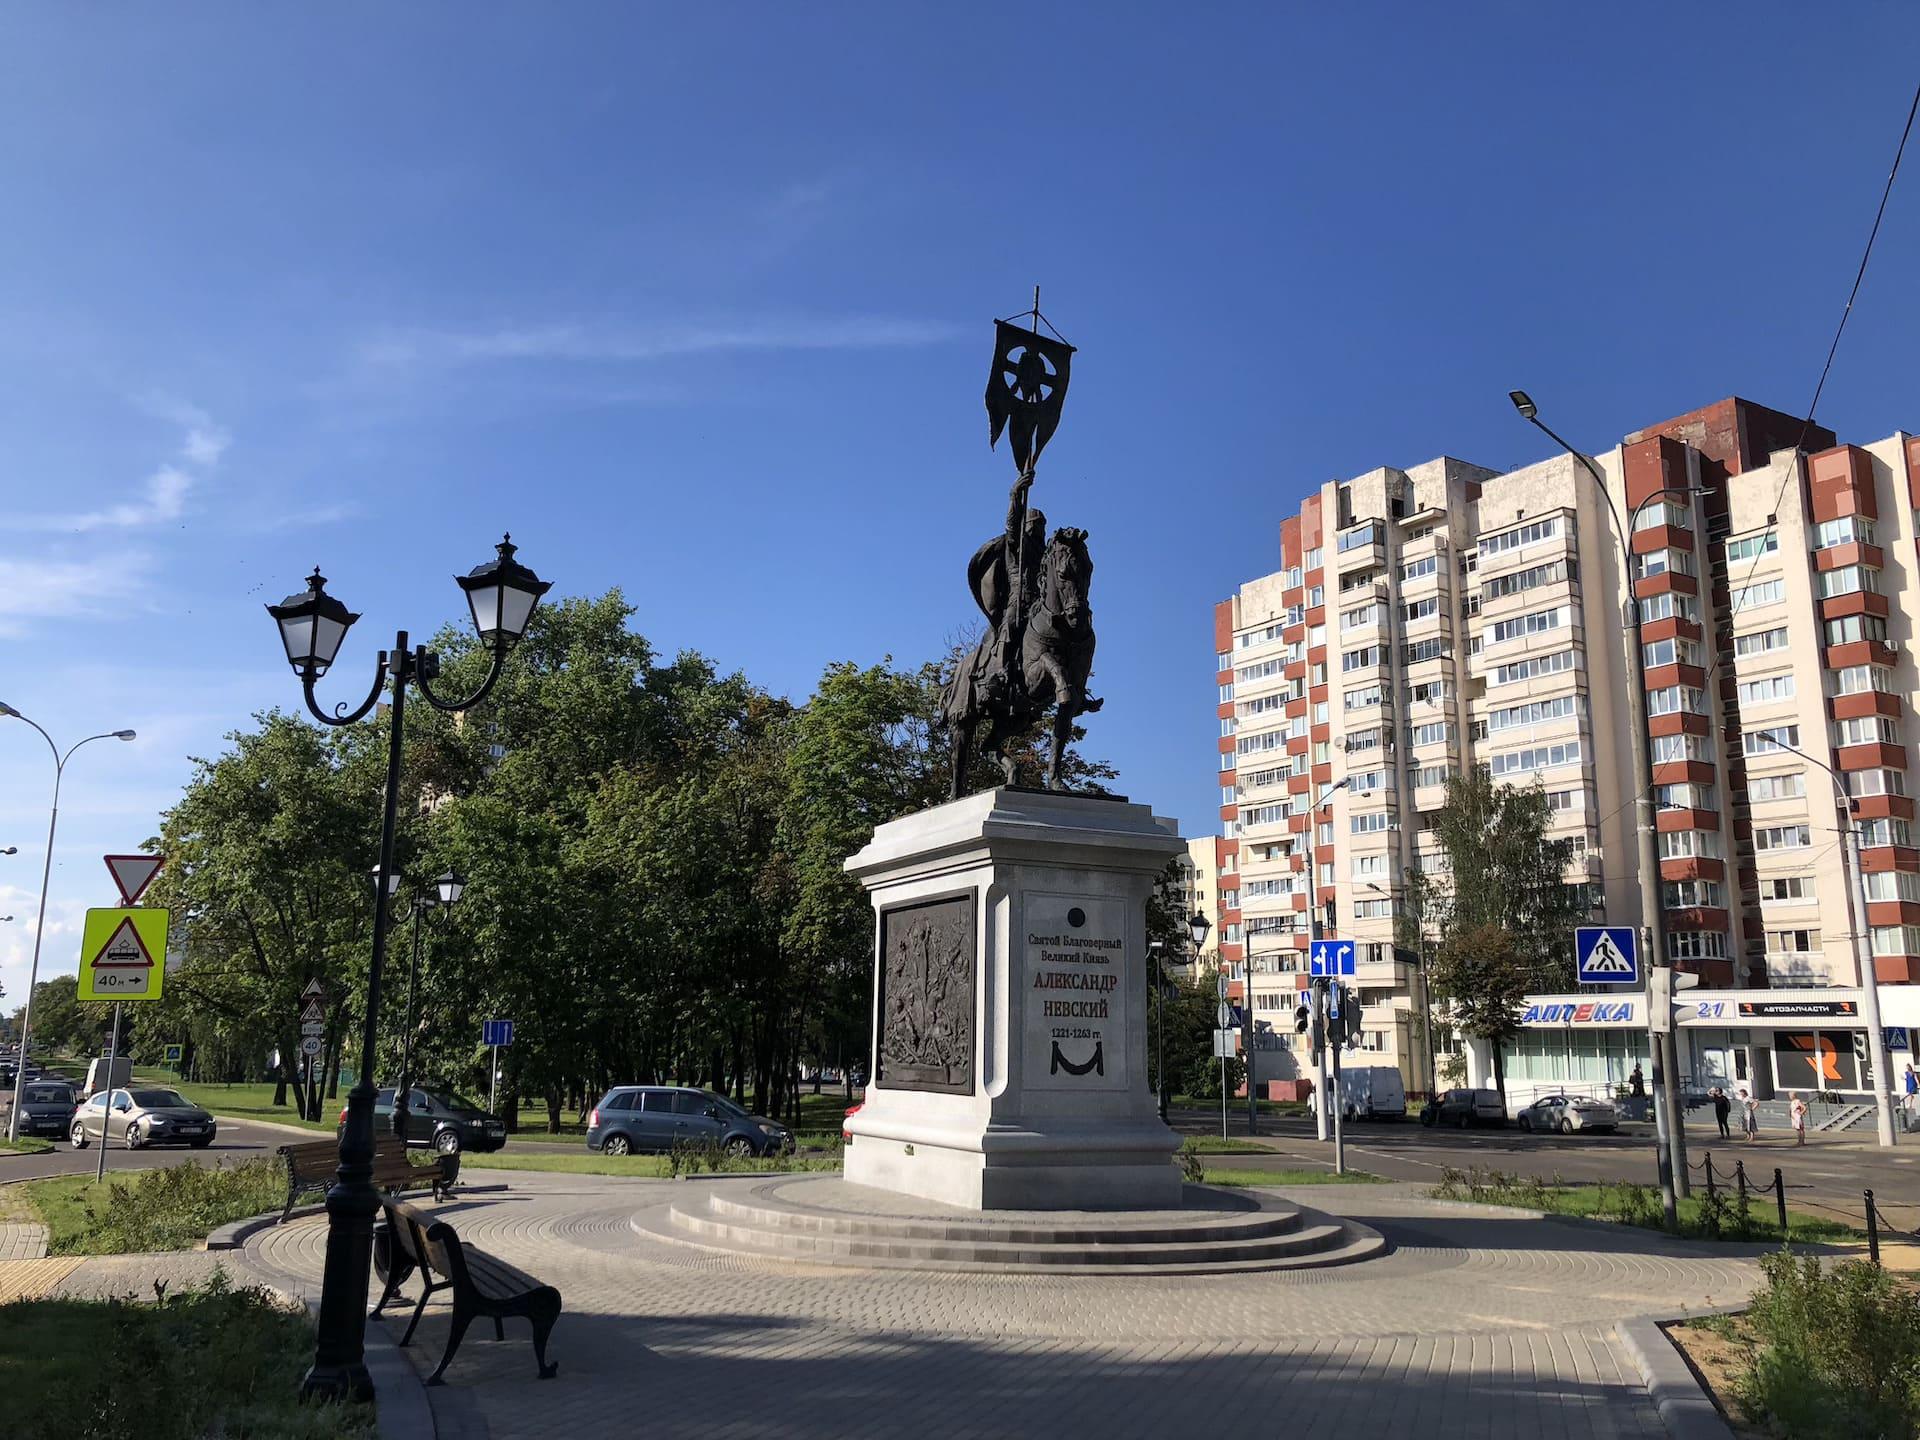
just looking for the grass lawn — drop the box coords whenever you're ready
[130,1075,335,1133]
[1179,1135,1273,1154]
[1432,1167,1856,1244]
[461,1150,842,1178]
[1202,1166,1385,1187]
[16,1157,286,1255]
[0,1271,371,1440]
[0,1136,54,1155]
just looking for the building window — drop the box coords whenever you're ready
[1488,695,1583,731]
[1754,824,1812,851]
[1659,829,1723,859]
[1859,817,1915,848]
[1743,725,1801,756]
[1491,648,1578,687]
[1652,733,1709,763]
[1748,773,1807,801]
[1489,739,1582,778]
[1413,764,1452,788]
[1865,871,1920,903]
[1664,879,1723,909]
[1724,531,1779,563]
[1731,579,1785,613]
[1833,665,1897,696]
[1817,566,1881,599]
[1342,646,1388,673]
[1482,557,1577,601]
[1824,613,1890,646]
[1760,877,1810,903]
[1766,928,1821,954]
[1402,596,1438,623]
[1353,898,1393,919]
[1351,812,1393,834]
[1736,674,1796,705]
[1635,501,1692,533]
[1637,548,1695,580]
[1669,931,1728,960]
[1872,925,1920,956]
[1836,715,1900,747]
[1647,686,1707,717]
[1735,626,1790,657]
[1336,523,1383,555]
[1644,637,1702,669]
[1814,516,1877,549]
[1847,768,1907,798]
[1479,515,1562,556]
[1399,555,1438,582]
[1655,782,1718,812]
[1639,592,1701,624]
[1489,606,1567,645]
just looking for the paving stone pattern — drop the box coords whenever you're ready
[232,1174,1765,1438]
[0,1221,48,1261]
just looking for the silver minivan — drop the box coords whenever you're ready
[585,1086,793,1158]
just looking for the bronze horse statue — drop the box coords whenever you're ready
[940,522,1101,796]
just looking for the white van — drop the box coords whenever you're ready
[1338,1066,1407,1120]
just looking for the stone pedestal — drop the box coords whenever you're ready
[842,788,1184,1210]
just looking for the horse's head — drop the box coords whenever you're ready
[1045,527,1092,625]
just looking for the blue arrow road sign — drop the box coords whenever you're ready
[483,1019,515,1047]
[1309,940,1356,977]
[1576,927,1640,986]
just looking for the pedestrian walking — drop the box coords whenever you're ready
[1738,1087,1758,1141]
[1790,1091,1808,1146]
[1905,1062,1917,1100]
[1711,1085,1731,1139]
[1629,1063,1645,1099]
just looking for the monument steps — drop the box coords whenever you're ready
[637,1176,1389,1276]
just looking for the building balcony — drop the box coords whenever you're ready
[1852,794,1915,822]
[1836,742,1907,771]
[1831,691,1904,722]
[1814,540,1885,572]
[1827,640,1898,669]
[1821,591,1890,623]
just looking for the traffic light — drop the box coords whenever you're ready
[1293,1000,1312,1035]
[1342,986,1364,1049]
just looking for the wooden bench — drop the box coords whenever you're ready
[277,1135,458,1223]
[373,1195,561,1384]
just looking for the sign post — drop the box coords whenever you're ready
[77,855,168,1181]
[298,979,326,1122]
[483,1020,514,1114]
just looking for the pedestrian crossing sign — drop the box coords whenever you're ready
[1575,926,1639,986]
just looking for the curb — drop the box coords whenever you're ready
[1616,1318,1735,1440]
[202,1203,326,1250]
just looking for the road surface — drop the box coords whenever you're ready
[0,1115,310,1184]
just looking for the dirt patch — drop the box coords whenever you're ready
[1665,1319,1766,1439]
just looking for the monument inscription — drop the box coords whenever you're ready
[876,893,976,1095]
[1022,891,1128,1091]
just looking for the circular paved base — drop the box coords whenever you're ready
[638,1175,1387,1274]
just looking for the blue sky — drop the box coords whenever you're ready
[4,6,1920,1004]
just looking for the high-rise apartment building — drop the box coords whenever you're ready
[1212,397,1920,1096]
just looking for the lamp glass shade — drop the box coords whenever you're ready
[436,871,465,906]
[1187,911,1212,946]
[266,570,359,676]
[370,865,400,897]
[456,536,551,651]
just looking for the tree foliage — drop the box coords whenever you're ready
[1399,766,1589,1099]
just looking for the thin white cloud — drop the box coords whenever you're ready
[0,552,155,635]
[358,314,962,373]
[10,398,227,534]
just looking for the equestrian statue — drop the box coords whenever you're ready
[939,296,1101,797]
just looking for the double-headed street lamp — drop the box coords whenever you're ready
[267,535,549,1403]
[387,870,465,1141]
[0,707,135,1142]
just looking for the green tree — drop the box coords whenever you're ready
[1401,766,1589,1102]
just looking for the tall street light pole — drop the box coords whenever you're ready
[266,536,550,1404]
[0,707,135,1142]
[1758,736,1898,1146]
[1511,390,1693,1226]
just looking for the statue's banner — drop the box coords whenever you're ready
[985,321,1074,475]
[1022,891,1128,1091]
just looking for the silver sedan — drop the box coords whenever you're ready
[1516,1094,1619,1134]
[70,1086,218,1149]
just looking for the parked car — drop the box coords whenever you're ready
[70,1087,217,1149]
[7,1081,78,1140]
[341,1087,507,1155]
[1339,1066,1407,1121]
[1420,1088,1507,1129]
[586,1086,795,1158]
[1516,1093,1619,1134]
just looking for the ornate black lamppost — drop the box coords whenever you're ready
[267,536,549,1403]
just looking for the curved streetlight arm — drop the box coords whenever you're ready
[3,723,128,1142]
[301,652,393,729]
[414,642,510,715]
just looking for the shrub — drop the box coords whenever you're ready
[1431,1165,1555,1209]
[1739,1250,1920,1439]
[0,1268,370,1440]
[54,1158,286,1255]
[1178,1150,1205,1184]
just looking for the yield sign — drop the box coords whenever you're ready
[103,853,165,906]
